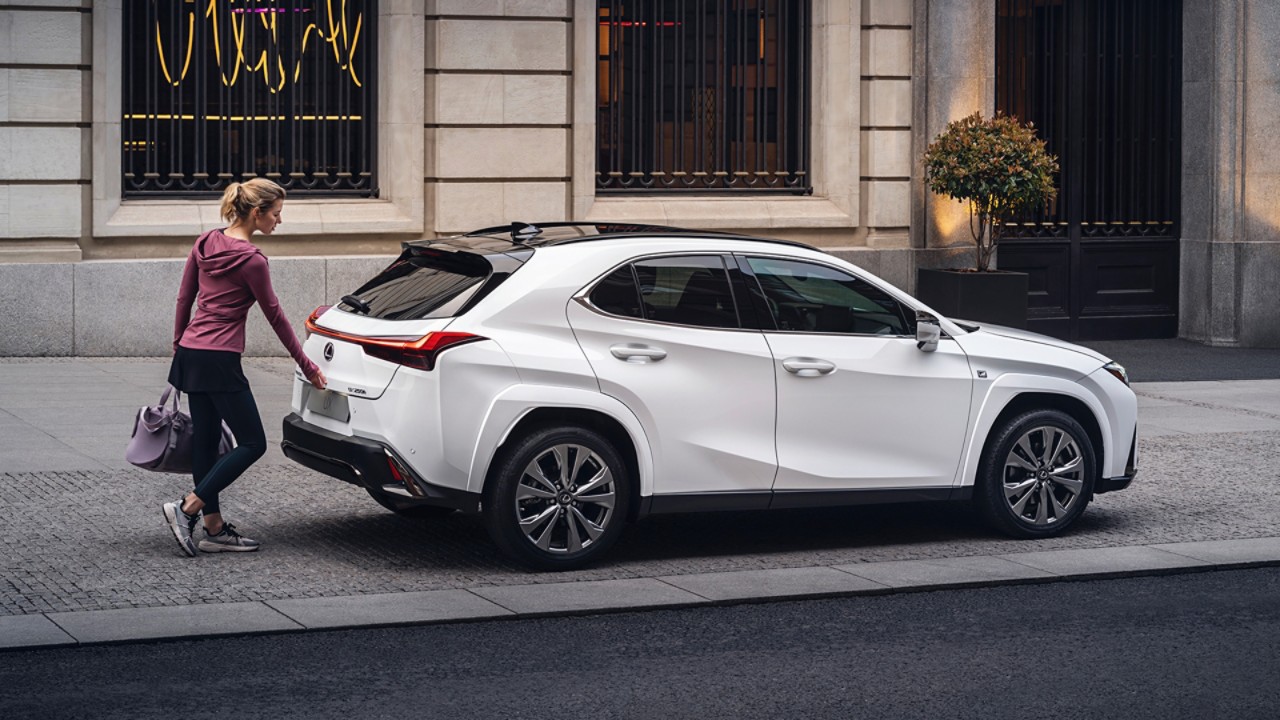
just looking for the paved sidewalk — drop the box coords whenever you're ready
[2,344,1279,650]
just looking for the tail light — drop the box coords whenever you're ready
[304,311,485,371]
[305,306,331,338]
[359,332,485,371]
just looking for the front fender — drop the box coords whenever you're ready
[466,384,655,497]
[958,373,1116,489]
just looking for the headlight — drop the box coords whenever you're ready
[1103,361,1129,386]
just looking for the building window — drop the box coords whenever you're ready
[596,0,810,194]
[122,0,376,197]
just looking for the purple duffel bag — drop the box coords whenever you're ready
[126,385,234,474]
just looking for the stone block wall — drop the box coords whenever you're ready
[0,1,89,261]
[0,256,396,357]
[859,0,914,279]
[426,1,572,235]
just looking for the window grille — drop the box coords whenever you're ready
[996,0,1180,239]
[596,0,811,193]
[122,0,376,197]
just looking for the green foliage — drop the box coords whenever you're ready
[923,112,1059,271]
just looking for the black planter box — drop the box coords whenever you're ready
[916,268,1029,329]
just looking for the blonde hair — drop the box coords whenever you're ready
[219,178,286,223]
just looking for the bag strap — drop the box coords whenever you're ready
[159,384,181,411]
[168,415,186,453]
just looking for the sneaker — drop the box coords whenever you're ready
[198,523,261,553]
[162,499,199,557]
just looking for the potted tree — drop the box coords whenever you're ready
[918,112,1058,328]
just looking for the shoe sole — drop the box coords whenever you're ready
[197,541,260,553]
[162,503,198,558]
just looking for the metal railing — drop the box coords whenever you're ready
[122,0,376,197]
[596,0,810,194]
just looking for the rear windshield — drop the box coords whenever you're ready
[341,249,492,320]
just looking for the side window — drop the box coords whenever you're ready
[588,265,644,319]
[633,256,740,329]
[745,257,912,336]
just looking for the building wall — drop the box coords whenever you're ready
[2,0,924,356]
[0,0,89,263]
[425,0,573,234]
[5,0,1273,354]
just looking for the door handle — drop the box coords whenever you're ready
[782,357,836,377]
[610,343,668,363]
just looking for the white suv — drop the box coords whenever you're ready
[282,223,1138,570]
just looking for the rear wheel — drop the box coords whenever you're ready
[975,409,1096,538]
[484,426,630,570]
[365,488,455,519]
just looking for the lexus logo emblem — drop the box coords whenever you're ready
[323,342,335,362]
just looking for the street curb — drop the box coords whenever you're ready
[4,537,1279,652]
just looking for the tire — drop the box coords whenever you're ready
[484,425,631,571]
[365,488,455,519]
[975,409,1096,539]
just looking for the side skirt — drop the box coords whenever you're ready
[642,487,971,516]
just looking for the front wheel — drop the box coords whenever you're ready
[484,426,631,570]
[975,409,1096,538]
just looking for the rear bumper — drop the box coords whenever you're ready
[281,413,481,513]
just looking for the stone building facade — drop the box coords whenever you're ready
[0,0,1276,355]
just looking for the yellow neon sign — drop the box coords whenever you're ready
[124,114,362,121]
[153,0,364,92]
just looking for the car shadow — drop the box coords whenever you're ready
[271,499,1104,576]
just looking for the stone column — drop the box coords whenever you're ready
[910,0,995,286]
[1181,0,1280,347]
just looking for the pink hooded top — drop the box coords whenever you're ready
[174,228,319,378]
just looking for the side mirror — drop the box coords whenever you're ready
[916,311,941,352]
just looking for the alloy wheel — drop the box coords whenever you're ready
[513,443,617,555]
[1001,425,1085,526]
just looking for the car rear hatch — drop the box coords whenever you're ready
[304,239,527,399]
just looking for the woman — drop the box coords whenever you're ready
[163,178,326,557]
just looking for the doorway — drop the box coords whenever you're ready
[996,0,1181,340]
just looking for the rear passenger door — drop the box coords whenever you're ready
[567,254,778,498]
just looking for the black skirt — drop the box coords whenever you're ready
[168,346,251,393]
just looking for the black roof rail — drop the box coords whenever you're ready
[453,221,815,252]
[549,231,815,251]
[464,221,702,241]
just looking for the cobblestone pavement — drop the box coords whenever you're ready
[2,358,1279,616]
[4,430,1279,616]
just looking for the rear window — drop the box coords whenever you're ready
[341,249,492,320]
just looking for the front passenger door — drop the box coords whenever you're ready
[743,255,973,492]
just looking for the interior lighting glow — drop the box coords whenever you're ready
[598,21,682,27]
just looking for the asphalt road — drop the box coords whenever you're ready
[3,567,1278,720]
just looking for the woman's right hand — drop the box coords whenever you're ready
[306,366,328,390]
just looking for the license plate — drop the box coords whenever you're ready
[305,388,350,422]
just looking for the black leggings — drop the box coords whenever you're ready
[188,389,267,515]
